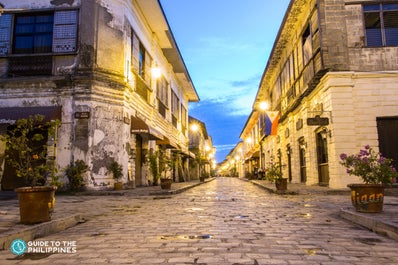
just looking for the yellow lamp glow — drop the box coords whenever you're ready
[151,65,161,79]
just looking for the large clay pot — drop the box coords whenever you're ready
[160,178,172,190]
[275,178,288,191]
[347,184,384,213]
[15,186,56,224]
[114,182,123,190]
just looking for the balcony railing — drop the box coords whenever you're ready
[8,55,52,77]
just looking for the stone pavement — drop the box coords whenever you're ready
[0,178,215,251]
[250,180,398,241]
[0,177,397,263]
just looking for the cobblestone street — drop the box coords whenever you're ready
[1,178,398,264]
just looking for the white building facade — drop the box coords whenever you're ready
[242,0,398,188]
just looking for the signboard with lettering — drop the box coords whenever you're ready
[307,115,329,126]
[75,112,90,119]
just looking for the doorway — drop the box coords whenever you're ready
[377,117,398,170]
[135,135,143,186]
[298,138,307,183]
[286,145,292,182]
[316,130,329,186]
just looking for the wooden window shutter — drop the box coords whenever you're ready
[144,50,151,82]
[131,32,139,73]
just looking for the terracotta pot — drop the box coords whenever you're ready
[160,178,172,190]
[347,184,384,213]
[15,186,56,224]
[114,182,123,190]
[275,178,288,191]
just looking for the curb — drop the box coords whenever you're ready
[250,180,298,195]
[149,178,216,195]
[0,214,84,251]
[340,208,398,241]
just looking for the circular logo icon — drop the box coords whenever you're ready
[10,239,27,256]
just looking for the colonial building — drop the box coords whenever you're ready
[218,141,244,178]
[241,0,398,188]
[0,0,199,190]
[188,116,215,180]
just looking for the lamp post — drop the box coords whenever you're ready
[258,101,269,173]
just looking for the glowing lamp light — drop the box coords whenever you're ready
[151,65,161,79]
[190,123,199,132]
[259,101,269,111]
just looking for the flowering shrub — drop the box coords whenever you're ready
[340,145,398,184]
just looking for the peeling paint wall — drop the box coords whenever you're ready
[0,0,194,190]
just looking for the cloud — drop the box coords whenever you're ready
[191,74,261,117]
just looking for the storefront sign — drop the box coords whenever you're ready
[74,112,90,119]
[307,115,329,126]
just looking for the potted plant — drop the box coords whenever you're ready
[0,114,60,224]
[149,150,160,186]
[65,159,88,192]
[340,145,398,213]
[158,149,172,190]
[265,162,287,191]
[107,159,123,190]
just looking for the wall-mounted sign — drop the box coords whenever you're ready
[307,115,329,126]
[75,112,90,119]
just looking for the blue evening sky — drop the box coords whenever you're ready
[160,0,291,162]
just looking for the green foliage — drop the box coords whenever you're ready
[148,149,172,185]
[107,160,123,181]
[340,145,398,184]
[0,115,59,186]
[65,160,88,191]
[264,162,284,183]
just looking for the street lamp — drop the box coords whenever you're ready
[259,101,269,111]
[190,123,199,132]
[258,100,269,172]
[151,64,161,79]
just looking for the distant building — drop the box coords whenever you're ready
[0,0,199,190]
[188,116,215,180]
[241,0,398,188]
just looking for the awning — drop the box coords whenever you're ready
[157,136,181,149]
[0,106,62,124]
[130,116,163,140]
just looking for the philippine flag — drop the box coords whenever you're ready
[264,111,280,135]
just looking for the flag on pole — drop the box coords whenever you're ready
[264,111,280,135]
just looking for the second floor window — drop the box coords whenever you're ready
[0,10,78,56]
[14,13,54,54]
[171,90,180,128]
[364,4,398,47]
[157,76,168,104]
[131,29,152,82]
